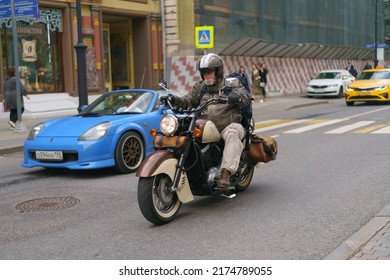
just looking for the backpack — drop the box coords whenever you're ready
[226,72,252,128]
[227,72,251,93]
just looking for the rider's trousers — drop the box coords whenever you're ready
[220,122,244,174]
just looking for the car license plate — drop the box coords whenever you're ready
[35,150,63,161]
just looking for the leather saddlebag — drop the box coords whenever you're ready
[248,134,278,163]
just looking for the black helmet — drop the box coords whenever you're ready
[197,53,224,80]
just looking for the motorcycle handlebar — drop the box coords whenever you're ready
[161,94,228,114]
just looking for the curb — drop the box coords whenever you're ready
[324,204,390,260]
[0,146,23,156]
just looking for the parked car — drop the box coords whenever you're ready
[22,89,176,173]
[306,70,355,98]
[344,68,390,106]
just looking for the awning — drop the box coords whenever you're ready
[219,37,390,60]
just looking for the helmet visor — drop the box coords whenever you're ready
[199,67,215,75]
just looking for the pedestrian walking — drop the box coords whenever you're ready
[259,62,268,102]
[251,63,262,102]
[2,66,29,129]
[363,61,373,70]
[238,65,250,87]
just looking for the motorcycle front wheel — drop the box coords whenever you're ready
[137,174,182,225]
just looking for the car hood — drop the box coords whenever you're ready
[348,79,390,88]
[36,115,127,137]
[309,79,340,85]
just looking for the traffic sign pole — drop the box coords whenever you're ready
[11,0,27,132]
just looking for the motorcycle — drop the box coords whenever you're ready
[136,78,260,225]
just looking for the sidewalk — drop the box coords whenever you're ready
[1,93,390,260]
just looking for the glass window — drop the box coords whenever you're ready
[1,9,63,93]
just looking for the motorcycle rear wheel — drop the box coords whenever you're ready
[235,163,254,192]
[137,174,182,225]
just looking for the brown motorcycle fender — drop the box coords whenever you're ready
[136,150,194,203]
[136,150,174,177]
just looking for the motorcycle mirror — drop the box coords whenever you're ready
[224,77,239,88]
[158,81,169,91]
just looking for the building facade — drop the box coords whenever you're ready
[164,0,390,94]
[0,0,163,99]
[1,0,390,99]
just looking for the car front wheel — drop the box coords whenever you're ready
[114,131,144,173]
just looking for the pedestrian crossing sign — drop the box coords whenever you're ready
[195,26,214,49]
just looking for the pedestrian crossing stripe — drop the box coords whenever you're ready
[253,118,390,134]
[325,121,375,134]
[353,124,387,134]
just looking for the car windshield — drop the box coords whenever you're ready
[315,72,340,79]
[357,71,390,80]
[79,90,155,115]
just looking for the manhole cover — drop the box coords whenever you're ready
[15,196,80,213]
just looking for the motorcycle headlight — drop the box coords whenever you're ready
[27,123,45,140]
[79,122,111,141]
[160,115,178,136]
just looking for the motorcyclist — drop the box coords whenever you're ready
[164,53,250,190]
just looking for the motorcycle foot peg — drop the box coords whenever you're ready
[219,193,236,199]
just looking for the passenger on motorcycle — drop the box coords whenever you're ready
[166,53,251,190]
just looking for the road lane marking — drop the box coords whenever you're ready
[325,121,375,134]
[347,106,390,119]
[254,119,310,132]
[284,119,347,133]
[371,124,390,134]
[354,124,388,134]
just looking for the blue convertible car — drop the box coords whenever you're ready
[22,89,174,173]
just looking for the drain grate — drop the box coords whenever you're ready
[16,196,80,213]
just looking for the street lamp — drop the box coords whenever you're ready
[74,0,88,112]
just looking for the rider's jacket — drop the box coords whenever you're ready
[174,78,250,132]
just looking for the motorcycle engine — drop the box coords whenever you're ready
[201,143,223,184]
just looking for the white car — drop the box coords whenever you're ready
[306,70,355,98]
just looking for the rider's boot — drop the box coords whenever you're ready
[216,168,234,191]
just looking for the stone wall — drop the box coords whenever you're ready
[169,56,386,96]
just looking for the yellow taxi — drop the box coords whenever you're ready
[344,68,390,106]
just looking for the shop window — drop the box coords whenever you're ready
[1,9,63,93]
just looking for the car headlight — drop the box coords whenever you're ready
[379,84,388,90]
[160,115,178,136]
[79,122,111,141]
[346,86,353,91]
[27,123,45,140]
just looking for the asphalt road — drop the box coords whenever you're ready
[1,98,390,259]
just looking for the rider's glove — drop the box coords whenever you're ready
[160,94,175,104]
[222,86,232,96]
[227,91,240,104]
